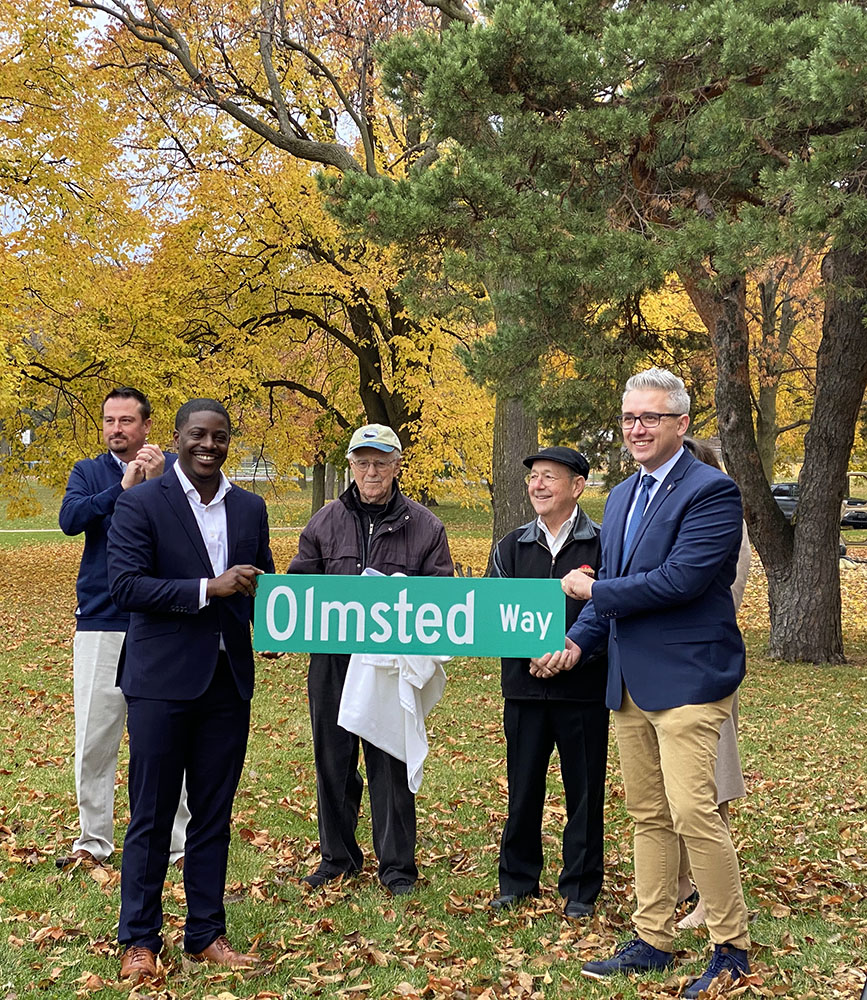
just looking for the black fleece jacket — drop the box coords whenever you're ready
[491,506,607,702]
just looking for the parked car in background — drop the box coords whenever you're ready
[771,482,800,522]
[841,495,867,529]
[772,478,867,531]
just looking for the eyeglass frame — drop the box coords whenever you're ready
[618,412,685,429]
[348,456,400,472]
[524,470,583,486]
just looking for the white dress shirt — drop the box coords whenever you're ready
[173,462,231,609]
[623,446,685,546]
[538,505,579,558]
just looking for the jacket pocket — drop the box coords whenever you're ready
[132,620,182,638]
[233,535,261,564]
[663,625,725,644]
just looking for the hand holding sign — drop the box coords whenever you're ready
[561,566,594,601]
[208,565,264,599]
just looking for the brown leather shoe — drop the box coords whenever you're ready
[55,848,98,870]
[187,935,259,968]
[119,946,157,981]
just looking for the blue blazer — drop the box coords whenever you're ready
[568,450,746,712]
[106,471,273,701]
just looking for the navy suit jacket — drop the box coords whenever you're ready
[568,450,745,712]
[106,471,273,701]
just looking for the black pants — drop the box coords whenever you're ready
[307,653,417,887]
[119,654,250,954]
[499,698,609,903]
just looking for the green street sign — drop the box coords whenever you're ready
[253,575,566,657]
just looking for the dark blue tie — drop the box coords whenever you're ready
[621,474,654,571]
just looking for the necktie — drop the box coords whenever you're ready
[621,474,654,571]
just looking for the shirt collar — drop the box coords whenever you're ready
[537,504,579,538]
[173,460,232,505]
[109,451,127,472]
[640,446,684,485]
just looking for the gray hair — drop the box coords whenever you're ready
[623,367,691,414]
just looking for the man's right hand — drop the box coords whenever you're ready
[207,565,264,599]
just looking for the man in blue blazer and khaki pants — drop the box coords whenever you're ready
[107,398,273,983]
[538,368,750,998]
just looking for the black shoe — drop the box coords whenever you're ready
[564,899,594,919]
[388,880,415,896]
[489,892,535,911]
[300,869,356,888]
[683,943,750,998]
[581,938,675,979]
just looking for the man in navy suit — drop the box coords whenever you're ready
[539,369,750,998]
[107,398,273,983]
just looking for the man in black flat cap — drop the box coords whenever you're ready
[489,447,608,919]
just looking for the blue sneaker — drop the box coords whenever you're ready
[683,944,750,998]
[581,937,675,979]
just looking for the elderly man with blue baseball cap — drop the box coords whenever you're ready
[288,423,453,896]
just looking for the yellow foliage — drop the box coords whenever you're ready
[0,0,494,507]
[640,260,828,474]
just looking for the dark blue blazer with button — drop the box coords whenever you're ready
[568,449,745,712]
[106,470,273,701]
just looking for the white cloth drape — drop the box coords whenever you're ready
[338,652,448,793]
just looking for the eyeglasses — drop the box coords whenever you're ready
[525,472,574,486]
[619,412,684,429]
[349,458,396,472]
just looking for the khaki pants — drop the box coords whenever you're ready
[73,630,189,862]
[614,688,749,952]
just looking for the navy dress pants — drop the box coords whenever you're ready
[499,698,609,904]
[119,655,250,954]
[307,653,417,888]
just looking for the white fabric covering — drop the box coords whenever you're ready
[338,652,448,793]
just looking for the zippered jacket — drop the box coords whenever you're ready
[288,483,453,579]
[491,507,607,702]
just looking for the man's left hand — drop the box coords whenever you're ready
[135,444,167,480]
[529,637,582,678]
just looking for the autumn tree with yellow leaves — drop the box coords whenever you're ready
[1,0,493,509]
[59,0,531,536]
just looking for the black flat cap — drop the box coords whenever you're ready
[523,446,590,479]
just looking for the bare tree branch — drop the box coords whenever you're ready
[275,32,378,177]
[419,0,474,26]
[261,379,352,428]
[69,0,365,173]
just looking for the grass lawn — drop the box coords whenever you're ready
[0,486,865,999]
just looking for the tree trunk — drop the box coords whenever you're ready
[706,255,867,663]
[485,396,538,575]
[708,274,789,550]
[311,454,326,514]
[754,381,778,484]
[605,445,625,489]
[345,297,422,450]
[325,462,335,501]
[771,246,867,662]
